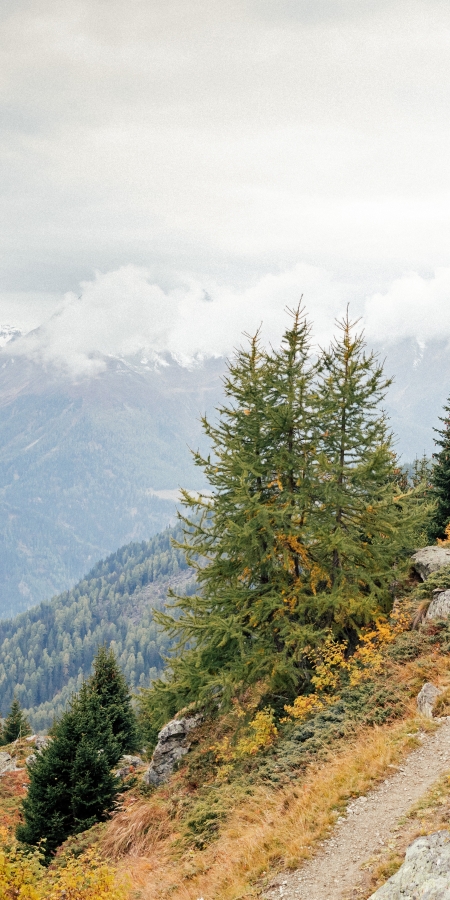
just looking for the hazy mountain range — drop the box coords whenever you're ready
[0,323,447,618]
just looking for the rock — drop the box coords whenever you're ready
[411,546,450,581]
[417,682,442,718]
[115,765,133,779]
[0,751,16,775]
[34,735,49,751]
[369,831,450,898]
[427,589,450,620]
[25,753,37,767]
[143,715,202,786]
[120,754,144,768]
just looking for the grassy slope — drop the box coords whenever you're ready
[91,615,450,900]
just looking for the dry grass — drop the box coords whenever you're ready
[110,714,433,900]
[102,798,174,859]
[103,635,450,900]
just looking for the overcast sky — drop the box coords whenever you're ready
[2,0,450,365]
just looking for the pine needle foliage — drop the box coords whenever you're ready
[310,311,422,644]
[1,696,31,744]
[142,308,427,725]
[17,647,138,860]
[428,398,450,540]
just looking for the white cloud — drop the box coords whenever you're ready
[4,263,355,374]
[4,262,450,375]
[364,268,450,345]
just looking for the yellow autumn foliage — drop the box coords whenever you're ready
[285,610,408,721]
[0,841,127,900]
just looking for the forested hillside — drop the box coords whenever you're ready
[0,351,222,617]
[0,526,195,730]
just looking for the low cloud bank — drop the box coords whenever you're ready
[2,264,448,375]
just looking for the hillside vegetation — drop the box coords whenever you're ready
[4,306,449,900]
[0,526,194,731]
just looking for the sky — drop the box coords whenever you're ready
[2,0,450,368]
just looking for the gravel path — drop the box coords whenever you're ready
[264,719,450,900]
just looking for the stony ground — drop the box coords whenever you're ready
[264,718,450,900]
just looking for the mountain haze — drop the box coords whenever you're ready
[0,346,222,617]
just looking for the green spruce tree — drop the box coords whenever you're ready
[1,696,31,744]
[17,646,136,860]
[428,399,450,540]
[88,645,139,753]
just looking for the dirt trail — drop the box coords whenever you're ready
[264,719,450,900]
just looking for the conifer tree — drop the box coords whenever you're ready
[428,399,450,540]
[17,646,136,859]
[311,311,420,641]
[141,309,425,725]
[1,696,31,744]
[88,645,139,752]
[148,310,321,716]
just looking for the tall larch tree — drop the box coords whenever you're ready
[147,310,320,718]
[312,311,421,644]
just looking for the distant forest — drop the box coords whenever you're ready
[0,526,195,730]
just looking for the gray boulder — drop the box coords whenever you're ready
[143,715,202,786]
[0,751,16,775]
[120,754,144,768]
[427,589,450,621]
[369,831,450,898]
[115,755,145,779]
[417,682,442,718]
[411,546,450,581]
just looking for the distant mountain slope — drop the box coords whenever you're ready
[0,525,195,731]
[0,350,222,617]
[0,329,449,618]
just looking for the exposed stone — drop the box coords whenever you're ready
[427,589,450,621]
[143,715,202,786]
[417,682,442,718]
[411,546,450,581]
[34,735,49,751]
[120,754,144,768]
[115,765,132,779]
[369,831,450,898]
[25,753,37,767]
[0,751,16,775]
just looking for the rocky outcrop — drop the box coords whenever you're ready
[417,682,442,718]
[369,831,450,898]
[143,715,202,786]
[411,546,450,581]
[0,751,17,775]
[25,734,50,766]
[115,754,145,779]
[427,589,450,620]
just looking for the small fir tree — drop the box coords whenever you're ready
[428,400,450,541]
[1,696,31,744]
[17,646,135,860]
[88,645,139,752]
